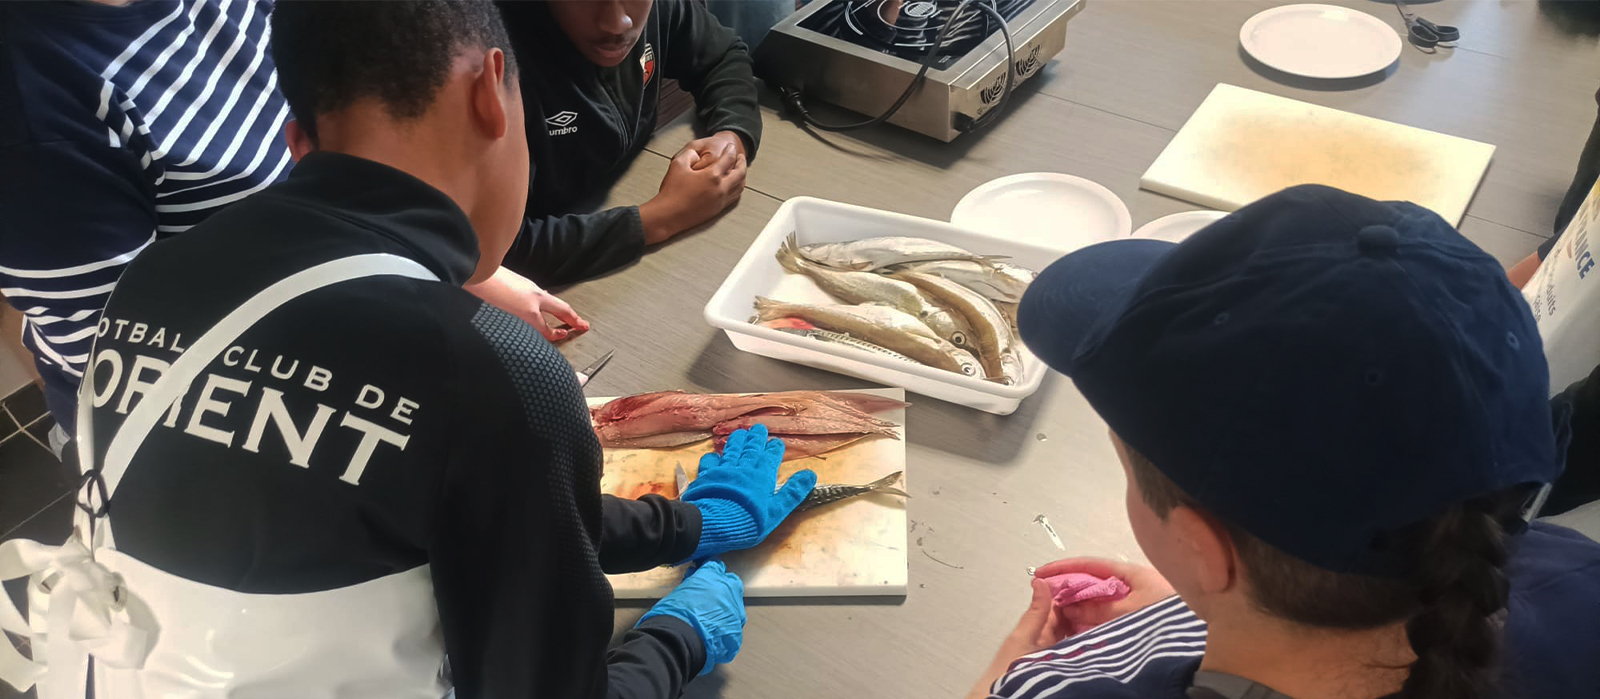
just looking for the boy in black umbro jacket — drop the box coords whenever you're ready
[498,0,762,286]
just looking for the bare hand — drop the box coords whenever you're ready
[966,578,1065,699]
[684,131,746,170]
[465,267,591,342]
[638,137,747,245]
[1033,557,1175,636]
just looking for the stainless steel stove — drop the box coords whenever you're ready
[756,0,1084,141]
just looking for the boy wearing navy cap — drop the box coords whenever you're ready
[970,185,1600,699]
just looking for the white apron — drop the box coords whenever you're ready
[1,255,451,699]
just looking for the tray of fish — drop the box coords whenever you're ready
[705,197,1067,414]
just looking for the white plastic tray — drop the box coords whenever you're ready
[705,197,1068,415]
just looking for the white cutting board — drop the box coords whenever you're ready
[1141,84,1494,225]
[591,388,909,599]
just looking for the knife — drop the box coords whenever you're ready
[675,463,689,498]
[574,350,614,388]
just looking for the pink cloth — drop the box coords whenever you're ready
[1044,573,1131,608]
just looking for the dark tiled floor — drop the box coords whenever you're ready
[0,384,71,699]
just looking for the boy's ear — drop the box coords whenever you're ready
[1166,505,1237,595]
[284,120,314,161]
[468,48,509,141]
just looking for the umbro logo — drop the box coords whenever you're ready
[546,111,579,135]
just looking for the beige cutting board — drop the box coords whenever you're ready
[1141,84,1494,225]
[590,388,909,599]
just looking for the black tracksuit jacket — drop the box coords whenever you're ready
[86,153,706,699]
[498,0,762,287]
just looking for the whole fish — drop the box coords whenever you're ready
[798,236,1005,272]
[754,297,982,377]
[889,259,1036,303]
[888,271,1022,385]
[766,323,924,366]
[777,234,974,349]
[797,471,910,511]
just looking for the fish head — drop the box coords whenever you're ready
[954,349,982,378]
[998,353,1023,386]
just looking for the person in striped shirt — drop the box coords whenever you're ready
[0,0,585,445]
[971,185,1600,699]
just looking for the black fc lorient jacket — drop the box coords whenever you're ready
[85,152,705,699]
[498,0,762,286]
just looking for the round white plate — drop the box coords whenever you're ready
[1132,210,1228,244]
[950,173,1132,252]
[1239,4,1401,80]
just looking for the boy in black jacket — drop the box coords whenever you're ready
[498,0,762,286]
[0,4,812,699]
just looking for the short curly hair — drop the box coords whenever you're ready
[270,0,518,143]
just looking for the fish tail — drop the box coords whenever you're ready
[868,471,907,494]
[777,232,807,275]
[753,296,786,320]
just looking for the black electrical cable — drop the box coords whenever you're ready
[779,0,1018,134]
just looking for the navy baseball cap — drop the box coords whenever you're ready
[1019,185,1560,576]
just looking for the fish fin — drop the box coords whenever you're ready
[876,486,911,499]
[980,255,1012,264]
[777,233,807,275]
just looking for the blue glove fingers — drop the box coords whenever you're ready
[772,469,818,517]
[713,428,748,469]
[763,434,786,470]
[735,424,769,469]
[697,449,721,477]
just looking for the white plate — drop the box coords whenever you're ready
[950,173,1132,252]
[1132,210,1228,243]
[1239,4,1401,80]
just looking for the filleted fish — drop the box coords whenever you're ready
[889,259,1035,303]
[753,297,982,377]
[796,471,910,511]
[888,270,1022,385]
[797,236,1004,272]
[777,234,974,349]
[591,389,909,448]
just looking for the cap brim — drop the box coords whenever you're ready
[1018,238,1176,377]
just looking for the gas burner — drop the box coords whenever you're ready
[802,0,1034,67]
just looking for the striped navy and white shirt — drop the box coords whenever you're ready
[0,0,288,433]
[989,596,1208,699]
[987,523,1600,699]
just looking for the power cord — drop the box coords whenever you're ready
[778,0,1017,134]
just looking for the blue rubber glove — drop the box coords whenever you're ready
[682,424,818,560]
[637,559,746,676]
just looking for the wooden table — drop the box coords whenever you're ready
[557,3,1599,696]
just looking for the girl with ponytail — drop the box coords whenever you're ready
[969,185,1600,699]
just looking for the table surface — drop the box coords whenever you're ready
[558,3,1600,696]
